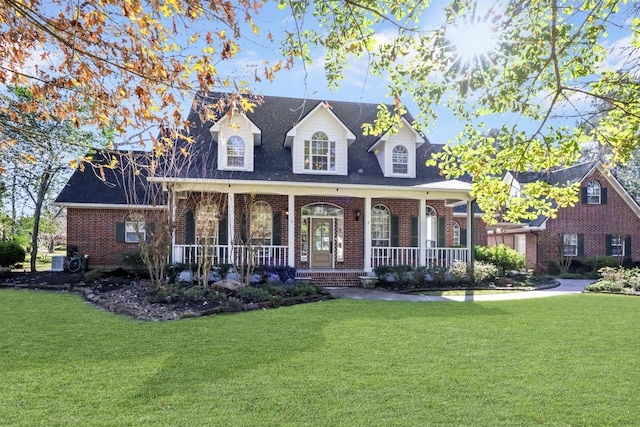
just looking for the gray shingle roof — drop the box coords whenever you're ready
[174,93,447,186]
[55,151,161,206]
[56,93,460,205]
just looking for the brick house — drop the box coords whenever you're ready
[55,93,484,285]
[486,161,640,267]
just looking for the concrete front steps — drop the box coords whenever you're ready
[295,270,364,287]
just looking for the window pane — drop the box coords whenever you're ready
[371,205,390,247]
[392,145,408,174]
[250,201,272,245]
[227,135,245,167]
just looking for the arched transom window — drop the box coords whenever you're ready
[587,180,601,204]
[227,135,245,167]
[371,205,391,247]
[392,145,409,174]
[250,201,273,245]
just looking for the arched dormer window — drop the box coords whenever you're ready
[371,205,391,247]
[304,131,336,171]
[250,201,273,245]
[587,180,601,204]
[392,145,409,174]
[227,135,245,167]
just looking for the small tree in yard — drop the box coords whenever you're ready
[0,241,26,269]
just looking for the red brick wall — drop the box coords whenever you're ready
[66,207,160,268]
[537,169,640,264]
[70,196,480,269]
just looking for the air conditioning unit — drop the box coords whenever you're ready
[51,255,66,272]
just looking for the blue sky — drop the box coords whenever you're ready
[204,0,638,146]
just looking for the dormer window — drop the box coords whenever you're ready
[227,135,245,168]
[587,180,601,204]
[392,145,409,174]
[304,131,336,171]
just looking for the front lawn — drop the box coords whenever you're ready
[2,290,639,426]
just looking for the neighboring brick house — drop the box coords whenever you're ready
[486,161,640,267]
[55,93,483,284]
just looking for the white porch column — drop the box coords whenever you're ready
[419,198,427,266]
[288,194,295,267]
[227,192,235,255]
[169,186,177,263]
[364,196,372,272]
[467,199,474,266]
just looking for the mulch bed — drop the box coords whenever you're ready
[0,270,332,321]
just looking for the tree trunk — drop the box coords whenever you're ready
[29,169,53,272]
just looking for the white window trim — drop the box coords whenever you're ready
[303,132,337,173]
[611,235,625,256]
[563,233,578,256]
[587,180,601,204]
[371,204,391,247]
[226,135,245,169]
[452,221,461,247]
[125,213,146,243]
[391,145,409,175]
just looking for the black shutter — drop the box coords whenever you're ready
[581,187,588,204]
[185,210,195,244]
[391,215,400,247]
[116,222,125,243]
[218,215,228,245]
[437,216,446,247]
[625,235,631,257]
[578,234,584,256]
[410,216,418,247]
[605,234,612,256]
[601,187,607,204]
[239,212,247,243]
[460,228,467,246]
[145,223,155,243]
[272,212,282,245]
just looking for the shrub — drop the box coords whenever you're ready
[448,260,470,283]
[583,256,622,272]
[236,286,272,303]
[474,244,524,274]
[0,241,26,268]
[586,280,624,293]
[472,261,499,283]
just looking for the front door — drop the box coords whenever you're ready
[311,218,333,268]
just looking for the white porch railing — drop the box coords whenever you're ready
[173,244,288,266]
[371,246,471,269]
[371,247,420,268]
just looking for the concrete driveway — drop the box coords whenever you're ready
[327,279,596,302]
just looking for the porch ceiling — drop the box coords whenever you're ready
[163,178,473,201]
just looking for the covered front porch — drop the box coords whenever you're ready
[163,178,475,283]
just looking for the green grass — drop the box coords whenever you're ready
[1,290,639,426]
[418,289,521,296]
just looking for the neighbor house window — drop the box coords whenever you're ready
[452,221,461,246]
[304,131,336,171]
[371,205,391,247]
[587,180,601,204]
[426,205,437,247]
[610,235,625,256]
[250,201,273,246]
[125,213,146,243]
[227,135,245,167]
[563,233,578,256]
[392,145,409,174]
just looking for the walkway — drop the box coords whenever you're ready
[326,279,595,302]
